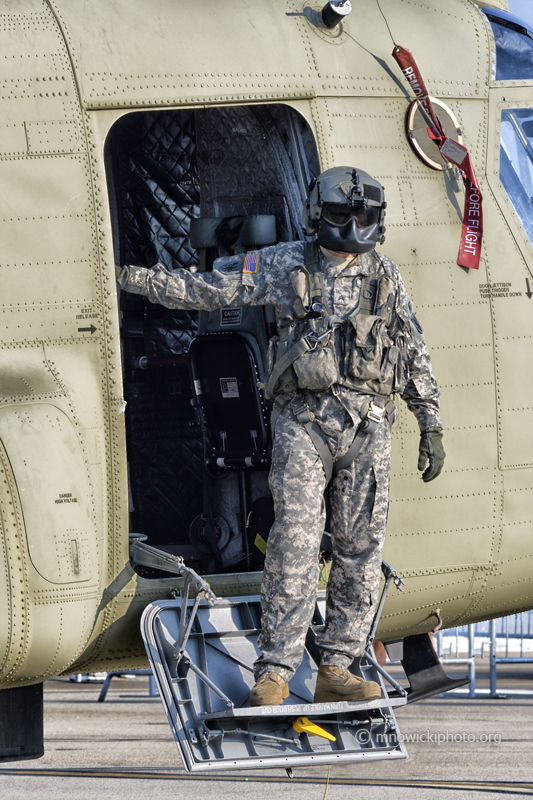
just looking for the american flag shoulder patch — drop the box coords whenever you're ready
[242,253,259,274]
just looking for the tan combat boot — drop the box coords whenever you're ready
[250,671,290,706]
[314,665,381,703]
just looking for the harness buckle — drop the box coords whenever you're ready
[292,399,315,424]
[302,334,319,352]
[367,400,386,425]
[303,321,340,352]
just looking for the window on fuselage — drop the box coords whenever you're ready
[483,9,533,80]
[500,109,533,244]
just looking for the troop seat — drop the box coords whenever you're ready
[188,332,270,469]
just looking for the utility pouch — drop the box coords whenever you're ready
[380,343,400,387]
[292,338,340,391]
[348,313,392,382]
[263,336,298,397]
[375,277,396,321]
[290,267,311,320]
[265,334,278,379]
[356,277,378,316]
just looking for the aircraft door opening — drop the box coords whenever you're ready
[105,105,320,574]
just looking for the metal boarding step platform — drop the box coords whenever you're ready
[139,551,410,772]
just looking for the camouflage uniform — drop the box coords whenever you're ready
[123,241,441,681]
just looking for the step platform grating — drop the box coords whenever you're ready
[141,594,408,772]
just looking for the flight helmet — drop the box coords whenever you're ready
[302,166,386,254]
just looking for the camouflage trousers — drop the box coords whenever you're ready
[254,393,391,682]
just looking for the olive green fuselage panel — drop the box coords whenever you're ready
[2,0,533,685]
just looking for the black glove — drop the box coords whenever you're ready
[418,427,445,482]
[115,264,129,289]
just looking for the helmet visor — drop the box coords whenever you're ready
[322,203,380,228]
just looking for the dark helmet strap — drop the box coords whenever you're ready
[304,240,330,317]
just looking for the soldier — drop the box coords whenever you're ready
[116,166,445,707]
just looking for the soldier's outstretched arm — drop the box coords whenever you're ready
[115,253,271,312]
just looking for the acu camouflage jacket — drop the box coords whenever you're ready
[123,241,442,432]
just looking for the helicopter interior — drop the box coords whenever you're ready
[105,104,320,575]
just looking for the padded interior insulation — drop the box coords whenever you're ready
[105,104,319,560]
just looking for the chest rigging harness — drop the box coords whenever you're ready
[264,240,397,483]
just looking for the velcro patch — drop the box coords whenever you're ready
[218,259,241,274]
[242,253,259,274]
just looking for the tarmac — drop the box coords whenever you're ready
[1,661,533,800]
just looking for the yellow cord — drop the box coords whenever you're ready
[322,765,331,800]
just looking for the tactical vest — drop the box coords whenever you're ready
[263,241,408,399]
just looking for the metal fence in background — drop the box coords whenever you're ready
[436,611,533,697]
[73,611,533,701]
